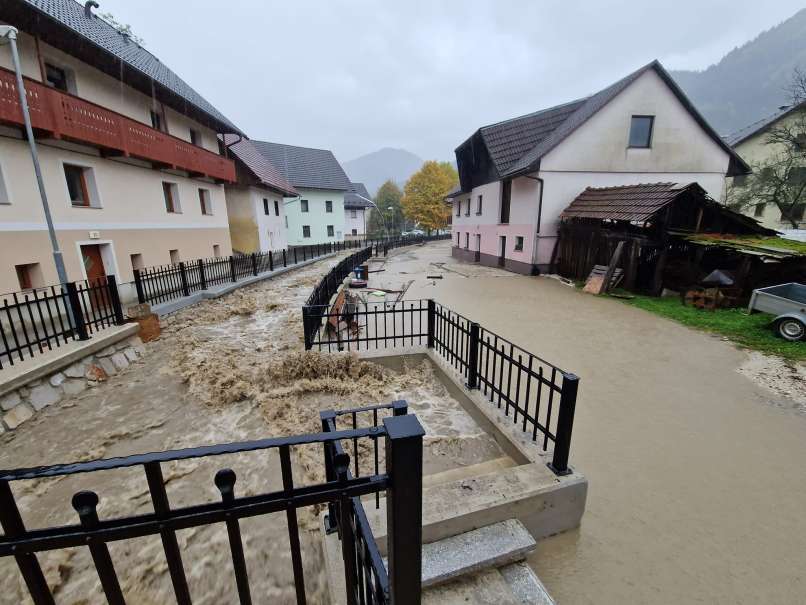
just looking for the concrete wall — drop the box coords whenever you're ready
[452,68,735,271]
[344,207,366,236]
[0,31,221,153]
[225,186,288,253]
[730,111,806,229]
[0,136,231,293]
[285,188,346,245]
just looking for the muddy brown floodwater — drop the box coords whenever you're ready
[387,241,806,605]
[0,251,503,605]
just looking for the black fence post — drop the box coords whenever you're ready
[269,251,274,272]
[303,246,307,261]
[426,299,435,349]
[283,249,287,267]
[251,253,258,276]
[320,410,339,533]
[106,275,125,326]
[466,322,480,389]
[198,259,207,290]
[178,262,190,297]
[65,282,89,341]
[549,373,579,476]
[229,256,237,282]
[294,248,298,264]
[302,308,315,350]
[383,414,424,605]
[133,269,146,304]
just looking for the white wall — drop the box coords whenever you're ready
[253,189,288,251]
[285,189,346,245]
[344,207,366,235]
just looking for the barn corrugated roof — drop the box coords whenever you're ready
[560,182,695,222]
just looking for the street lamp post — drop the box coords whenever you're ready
[0,26,70,286]
[353,193,390,240]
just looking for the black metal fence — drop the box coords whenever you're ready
[302,299,580,475]
[1,276,125,370]
[0,404,424,605]
[133,234,450,307]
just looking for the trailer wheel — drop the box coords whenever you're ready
[775,318,805,342]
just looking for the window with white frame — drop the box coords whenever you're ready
[628,115,654,148]
[64,164,100,208]
[274,200,280,216]
[0,164,9,204]
[302,225,311,238]
[350,209,357,218]
[326,200,333,213]
[44,62,77,94]
[327,225,335,237]
[263,198,270,215]
[163,182,181,213]
[301,199,309,212]
[198,188,213,215]
[476,195,483,215]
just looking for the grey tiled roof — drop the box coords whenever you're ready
[223,135,297,196]
[13,0,243,134]
[251,141,351,191]
[461,60,750,179]
[724,103,802,147]
[344,182,372,208]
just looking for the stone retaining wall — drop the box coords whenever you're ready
[0,335,146,433]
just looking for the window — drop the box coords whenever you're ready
[163,182,180,213]
[213,245,221,258]
[628,115,654,148]
[263,198,270,215]
[302,225,311,238]
[500,180,511,224]
[514,236,524,251]
[476,195,483,215]
[44,63,73,93]
[327,225,335,237]
[198,189,213,215]
[465,199,470,216]
[64,164,92,207]
[0,164,9,204]
[169,249,180,264]
[352,228,358,235]
[274,200,280,216]
[326,200,333,213]
[285,215,289,228]
[350,209,357,218]
[456,232,460,246]
[301,199,309,212]
[150,110,164,132]
[15,263,42,290]
[456,201,460,217]
[465,233,469,249]
[189,129,201,146]
[130,253,144,271]
[754,203,765,217]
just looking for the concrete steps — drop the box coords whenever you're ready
[422,456,517,489]
[423,563,555,605]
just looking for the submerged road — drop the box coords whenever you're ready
[382,241,806,605]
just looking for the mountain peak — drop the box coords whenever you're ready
[343,148,424,196]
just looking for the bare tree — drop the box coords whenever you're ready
[733,69,806,228]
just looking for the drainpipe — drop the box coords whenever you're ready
[523,175,544,272]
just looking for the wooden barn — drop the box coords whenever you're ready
[555,182,804,298]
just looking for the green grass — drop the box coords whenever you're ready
[617,294,806,361]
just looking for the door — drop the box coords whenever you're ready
[498,236,506,267]
[474,234,481,263]
[81,244,106,283]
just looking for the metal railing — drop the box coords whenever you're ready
[1,276,125,370]
[302,299,580,475]
[0,405,424,605]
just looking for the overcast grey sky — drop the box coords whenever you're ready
[99,0,804,163]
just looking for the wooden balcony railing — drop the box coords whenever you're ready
[0,66,235,182]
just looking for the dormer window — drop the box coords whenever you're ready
[628,115,654,148]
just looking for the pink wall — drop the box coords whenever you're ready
[453,224,535,260]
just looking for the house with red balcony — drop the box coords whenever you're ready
[0,0,243,295]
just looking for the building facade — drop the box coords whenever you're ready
[223,137,297,253]
[344,182,371,239]
[449,61,749,274]
[0,0,241,295]
[725,104,806,231]
[246,140,350,246]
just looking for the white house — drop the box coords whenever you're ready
[448,60,750,274]
[0,0,242,294]
[223,137,297,253]
[244,141,351,246]
[344,182,371,239]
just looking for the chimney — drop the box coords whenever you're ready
[84,1,99,18]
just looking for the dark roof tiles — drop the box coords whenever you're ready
[223,136,297,196]
[344,182,373,208]
[250,141,351,191]
[560,182,695,222]
[17,0,242,134]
